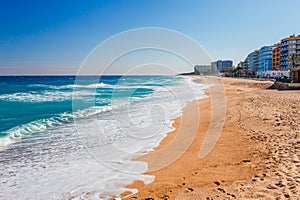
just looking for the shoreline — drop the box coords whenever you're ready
[117,76,300,199]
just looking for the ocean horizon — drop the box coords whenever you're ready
[0,75,207,199]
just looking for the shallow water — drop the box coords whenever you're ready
[0,75,207,199]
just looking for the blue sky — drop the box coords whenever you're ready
[1,0,300,74]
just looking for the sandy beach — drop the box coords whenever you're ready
[121,76,300,199]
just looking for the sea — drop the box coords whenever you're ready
[0,75,207,199]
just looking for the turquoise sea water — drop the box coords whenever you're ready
[0,76,177,141]
[0,75,207,199]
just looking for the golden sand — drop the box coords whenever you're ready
[120,77,300,199]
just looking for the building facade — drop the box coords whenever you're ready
[194,65,214,75]
[243,58,248,70]
[281,35,300,69]
[211,61,220,72]
[257,45,276,73]
[272,44,281,70]
[215,60,223,72]
[246,50,259,72]
[237,61,244,69]
[239,34,300,77]
[222,60,233,71]
[211,60,233,72]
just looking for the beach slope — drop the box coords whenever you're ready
[123,77,300,199]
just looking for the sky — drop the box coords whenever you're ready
[1,0,300,75]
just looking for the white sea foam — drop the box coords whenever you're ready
[0,82,112,102]
[0,90,95,102]
[27,82,111,89]
[0,84,151,103]
[70,82,109,88]
[0,76,208,200]
[1,105,118,145]
[0,137,14,151]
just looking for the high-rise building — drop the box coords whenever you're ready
[257,45,276,72]
[246,50,259,72]
[194,65,213,75]
[237,61,244,69]
[211,60,233,72]
[281,35,300,69]
[272,44,281,70]
[222,60,233,71]
[243,58,248,70]
[216,60,223,72]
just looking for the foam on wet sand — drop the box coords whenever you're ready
[121,77,300,199]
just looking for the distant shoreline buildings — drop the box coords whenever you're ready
[238,34,300,78]
[194,34,300,82]
[194,60,233,76]
[211,60,233,72]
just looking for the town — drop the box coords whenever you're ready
[195,34,300,83]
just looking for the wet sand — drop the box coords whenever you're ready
[121,77,300,199]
